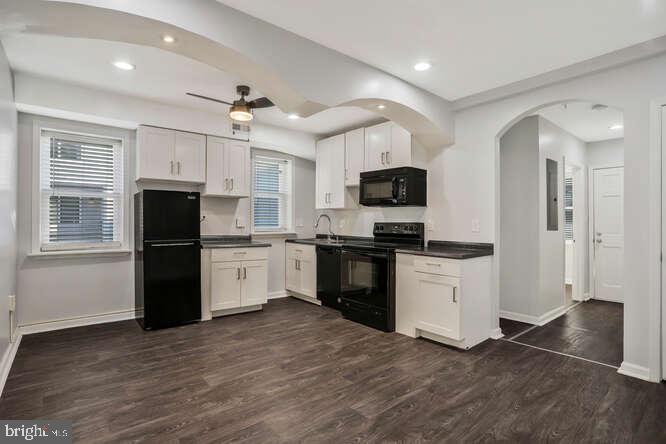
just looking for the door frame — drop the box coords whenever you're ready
[564,160,585,302]
[588,164,624,302]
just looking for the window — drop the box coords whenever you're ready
[564,175,574,240]
[252,155,292,232]
[38,129,124,251]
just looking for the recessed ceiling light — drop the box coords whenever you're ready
[113,61,135,71]
[288,113,300,120]
[413,61,431,72]
[609,124,623,130]
[376,104,386,110]
[162,35,176,43]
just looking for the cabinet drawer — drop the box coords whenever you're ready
[211,247,268,263]
[413,257,461,277]
[286,244,316,262]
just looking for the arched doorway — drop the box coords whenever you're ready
[496,100,625,368]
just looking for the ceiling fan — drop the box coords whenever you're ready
[187,85,274,122]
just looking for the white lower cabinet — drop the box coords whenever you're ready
[205,247,268,317]
[285,243,317,302]
[396,253,492,349]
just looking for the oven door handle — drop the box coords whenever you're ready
[341,249,388,259]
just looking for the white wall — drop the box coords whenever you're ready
[429,53,666,380]
[499,116,540,317]
[587,138,624,167]
[0,42,17,359]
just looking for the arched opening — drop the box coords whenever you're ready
[496,100,624,368]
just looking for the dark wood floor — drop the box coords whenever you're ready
[510,300,623,367]
[499,317,533,339]
[1,298,663,443]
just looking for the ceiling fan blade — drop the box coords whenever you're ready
[186,92,233,106]
[248,97,275,109]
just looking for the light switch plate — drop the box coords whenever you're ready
[236,217,245,229]
[471,219,481,233]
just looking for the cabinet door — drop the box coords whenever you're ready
[137,126,175,180]
[241,260,268,306]
[299,257,316,298]
[345,128,365,186]
[389,124,412,168]
[225,141,251,197]
[174,131,205,183]
[315,137,331,209]
[285,257,299,292]
[203,136,227,196]
[413,272,461,340]
[211,261,241,311]
[364,122,391,171]
[327,134,347,208]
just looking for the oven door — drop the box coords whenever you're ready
[359,175,399,206]
[339,248,389,308]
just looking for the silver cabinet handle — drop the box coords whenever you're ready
[243,267,247,279]
[426,262,441,267]
[452,287,457,303]
[381,152,385,165]
[386,151,391,164]
[231,178,234,191]
[170,161,174,175]
[237,267,241,280]
[177,161,181,175]
[225,178,229,190]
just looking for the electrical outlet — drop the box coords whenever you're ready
[339,218,346,229]
[471,219,481,233]
[295,218,304,228]
[426,219,435,231]
[235,217,245,229]
[8,295,15,312]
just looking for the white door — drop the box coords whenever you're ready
[364,122,391,171]
[661,105,666,381]
[241,260,268,306]
[388,124,411,168]
[345,128,365,186]
[225,140,250,197]
[174,131,205,183]
[211,261,241,310]
[327,134,347,208]
[285,256,299,292]
[137,126,175,180]
[413,272,461,340]
[203,136,226,196]
[315,137,331,208]
[593,167,624,303]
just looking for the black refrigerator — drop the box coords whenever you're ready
[135,190,201,330]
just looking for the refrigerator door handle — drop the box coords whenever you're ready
[237,267,241,280]
[151,242,195,247]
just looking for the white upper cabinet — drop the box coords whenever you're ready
[364,122,412,171]
[136,125,205,183]
[344,127,365,187]
[202,136,250,197]
[316,134,353,209]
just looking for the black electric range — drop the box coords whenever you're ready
[337,222,424,332]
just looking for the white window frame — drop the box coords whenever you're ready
[251,151,294,235]
[31,118,131,256]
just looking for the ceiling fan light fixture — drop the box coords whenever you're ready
[229,103,253,122]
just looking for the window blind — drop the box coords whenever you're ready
[564,176,573,241]
[252,155,292,232]
[39,130,124,251]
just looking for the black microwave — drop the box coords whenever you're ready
[359,167,427,206]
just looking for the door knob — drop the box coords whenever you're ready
[595,238,602,243]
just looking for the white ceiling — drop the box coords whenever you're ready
[0,33,380,135]
[217,0,666,100]
[536,102,623,142]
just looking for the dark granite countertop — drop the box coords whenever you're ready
[396,241,494,259]
[200,235,272,249]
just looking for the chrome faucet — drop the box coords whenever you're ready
[314,214,337,241]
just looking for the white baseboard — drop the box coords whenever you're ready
[618,361,655,382]
[0,334,22,397]
[288,292,322,306]
[268,290,289,300]
[591,295,624,304]
[536,304,569,326]
[490,327,504,339]
[18,309,136,335]
[499,310,538,325]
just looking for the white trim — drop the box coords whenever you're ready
[288,292,322,306]
[27,249,131,259]
[592,295,624,304]
[583,292,591,301]
[268,290,289,300]
[489,328,504,340]
[618,361,653,382]
[18,309,135,335]
[0,335,22,398]
[211,305,262,317]
[499,310,539,325]
[650,99,664,383]
[500,303,572,326]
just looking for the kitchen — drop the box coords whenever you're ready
[1,1,666,442]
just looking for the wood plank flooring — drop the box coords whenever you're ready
[512,300,623,366]
[1,298,663,443]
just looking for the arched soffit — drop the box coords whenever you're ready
[496,99,624,140]
[1,0,454,148]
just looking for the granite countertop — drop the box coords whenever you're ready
[396,241,494,259]
[200,235,272,249]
